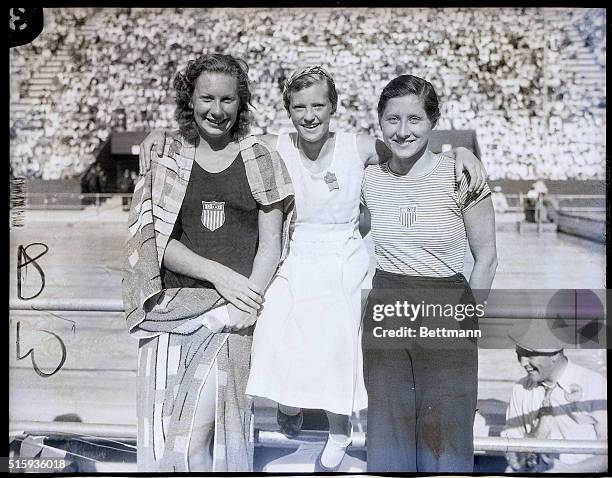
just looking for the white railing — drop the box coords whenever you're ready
[9,298,607,455]
[503,193,605,213]
[10,296,607,320]
[501,193,605,237]
[21,192,606,212]
[8,421,608,455]
[24,193,133,210]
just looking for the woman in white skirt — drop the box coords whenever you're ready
[246,68,371,472]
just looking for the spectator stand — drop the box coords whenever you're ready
[10,8,605,183]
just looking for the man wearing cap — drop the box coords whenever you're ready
[502,319,607,473]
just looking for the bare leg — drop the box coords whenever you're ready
[188,362,217,471]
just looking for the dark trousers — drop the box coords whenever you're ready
[363,269,478,472]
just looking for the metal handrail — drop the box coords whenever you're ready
[18,192,604,215]
[23,192,134,210]
[9,421,608,455]
[10,421,136,441]
[474,436,607,455]
[557,207,606,213]
[11,298,125,312]
[9,297,607,321]
[503,194,605,200]
[257,430,608,455]
[25,193,132,197]
[25,193,133,201]
[551,194,606,199]
[22,192,604,202]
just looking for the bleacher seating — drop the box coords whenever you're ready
[9,7,606,181]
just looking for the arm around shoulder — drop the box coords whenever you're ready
[356,134,391,166]
[453,147,487,192]
[138,128,178,175]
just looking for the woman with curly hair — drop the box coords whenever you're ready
[123,53,293,472]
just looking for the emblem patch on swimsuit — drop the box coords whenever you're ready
[201,201,225,231]
[399,205,418,229]
[324,171,339,191]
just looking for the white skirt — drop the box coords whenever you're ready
[246,227,370,415]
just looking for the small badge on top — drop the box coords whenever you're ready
[324,172,339,191]
[201,201,225,231]
[399,205,418,229]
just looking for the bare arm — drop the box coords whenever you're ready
[250,203,283,289]
[359,203,371,238]
[355,134,392,166]
[463,196,497,302]
[163,239,263,313]
[227,202,284,329]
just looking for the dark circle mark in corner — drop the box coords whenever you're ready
[9,8,43,48]
[545,289,606,348]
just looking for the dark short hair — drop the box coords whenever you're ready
[377,75,440,127]
[173,54,251,144]
[282,66,338,114]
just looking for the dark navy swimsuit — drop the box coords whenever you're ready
[163,153,259,289]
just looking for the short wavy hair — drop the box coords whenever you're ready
[282,65,338,114]
[173,54,252,145]
[377,75,440,127]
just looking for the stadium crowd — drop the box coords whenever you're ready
[10,7,605,181]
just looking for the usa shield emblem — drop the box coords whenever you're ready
[201,201,225,231]
[399,205,418,229]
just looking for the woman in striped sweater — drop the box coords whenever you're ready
[360,74,498,472]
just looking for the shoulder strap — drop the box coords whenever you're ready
[238,134,257,152]
[334,132,361,168]
[238,135,293,206]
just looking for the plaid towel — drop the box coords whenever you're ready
[123,133,294,471]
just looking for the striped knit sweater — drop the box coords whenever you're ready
[362,152,490,277]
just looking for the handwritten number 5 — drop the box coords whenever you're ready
[16,321,67,377]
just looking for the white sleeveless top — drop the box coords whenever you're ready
[246,131,370,415]
[277,131,364,244]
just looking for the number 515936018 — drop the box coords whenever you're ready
[8,458,68,470]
